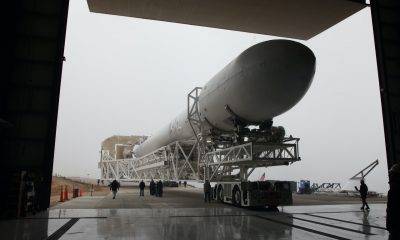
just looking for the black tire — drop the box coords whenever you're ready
[232,187,241,207]
[217,185,224,203]
[266,205,279,212]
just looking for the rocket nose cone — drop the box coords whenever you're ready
[234,40,316,121]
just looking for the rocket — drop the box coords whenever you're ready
[134,39,316,157]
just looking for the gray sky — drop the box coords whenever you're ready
[54,1,388,192]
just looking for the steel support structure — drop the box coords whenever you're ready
[99,140,198,181]
[350,159,379,181]
[202,139,300,181]
[370,1,400,234]
[187,87,206,177]
[100,87,301,182]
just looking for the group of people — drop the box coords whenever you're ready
[109,179,164,199]
[178,180,187,188]
[144,179,164,197]
[111,178,373,207]
[110,178,212,203]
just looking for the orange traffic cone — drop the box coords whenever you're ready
[59,186,64,202]
[64,185,69,201]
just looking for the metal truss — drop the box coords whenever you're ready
[187,87,207,177]
[100,137,300,182]
[99,141,199,181]
[312,182,342,192]
[187,87,203,142]
[99,87,301,182]
[350,159,379,180]
[202,139,300,181]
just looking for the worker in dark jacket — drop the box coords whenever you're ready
[149,179,155,196]
[157,180,163,197]
[139,180,145,196]
[387,163,400,239]
[355,179,369,210]
[204,180,212,203]
[109,179,120,199]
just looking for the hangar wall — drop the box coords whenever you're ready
[0,0,69,217]
[371,0,400,170]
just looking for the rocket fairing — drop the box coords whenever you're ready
[134,40,316,157]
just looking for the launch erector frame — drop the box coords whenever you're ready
[99,140,199,181]
[99,87,301,182]
[202,139,300,181]
[99,139,300,181]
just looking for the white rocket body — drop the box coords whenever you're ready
[134,40,316,157]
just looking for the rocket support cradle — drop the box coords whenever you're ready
[100,40,315,181]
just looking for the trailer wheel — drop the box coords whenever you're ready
[266,205,279,212]
[217,185,224,203]
[232,187,241,207]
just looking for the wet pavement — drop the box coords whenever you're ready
[0,204,389,239]
[0,188,389,239]
[52,187,222,209]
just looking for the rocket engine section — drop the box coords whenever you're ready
[134,40,316,158]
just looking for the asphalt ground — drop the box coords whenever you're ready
[3,187,388,239]
[52,187,224,209]
[52,186,386,209]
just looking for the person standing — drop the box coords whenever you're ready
[387,163,400,239]
[139,180,145,197]
[157,180,163,197]
[155,180,159,197]
[183,181,187,188]
[204,180,212,203]
[22,172,35,216]
[109,179,120,199]
[150,179,155,196]
[355,179,370,210]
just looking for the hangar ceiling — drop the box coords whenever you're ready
[87,0,365,40]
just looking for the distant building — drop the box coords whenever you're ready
[101,135,147,159]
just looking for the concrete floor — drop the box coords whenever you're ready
[0,188,389,240]
[52,187,387,209]
[52,187,223,209]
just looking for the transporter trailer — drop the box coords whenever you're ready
[99,86,303,209]
[201,138,299,208]
[214,180,293,208]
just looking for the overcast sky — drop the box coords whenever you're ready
[53,1,389,192]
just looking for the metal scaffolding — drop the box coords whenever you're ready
[99,87,301,181]
[350,159,379,181]
[99,140,199,181]
[202,139,300,181]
